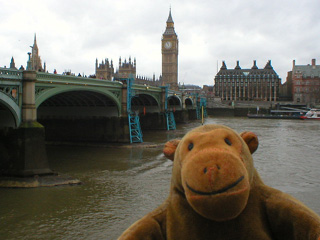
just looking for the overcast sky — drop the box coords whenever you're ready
[1,0,319,86]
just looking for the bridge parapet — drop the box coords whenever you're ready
[0,68,23,80]
[36,72,123,88]
[132,84,162,93]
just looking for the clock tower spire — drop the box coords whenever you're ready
[162,8,179,90]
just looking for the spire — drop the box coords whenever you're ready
[164,8,176,35]
[33,33,38,51]
[167,7,174,24]
[10,57,16,69]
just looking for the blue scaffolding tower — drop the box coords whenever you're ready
[161,85,176,130]
[127,76,143,143]
[167,111,176,130]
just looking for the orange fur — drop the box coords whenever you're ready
[118,124,320,240]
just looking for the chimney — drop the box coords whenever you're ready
[312,59,316,66]
[235,60,241,69]
[293,60,295,68]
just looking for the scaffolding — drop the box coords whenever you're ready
[161,85,176,130]
[166,111,176,130]
[127,76,143,143]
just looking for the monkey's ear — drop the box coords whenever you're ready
[163,139,180,161]
[240,131,259,154]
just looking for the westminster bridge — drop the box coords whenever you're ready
[0,68,198,130]
[0,68,200,177]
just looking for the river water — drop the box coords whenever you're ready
[1,117,320,240]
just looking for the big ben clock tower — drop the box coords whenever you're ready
[162,9,179,90]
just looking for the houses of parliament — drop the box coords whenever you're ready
[96,9,179,90]
[9,10,179,91]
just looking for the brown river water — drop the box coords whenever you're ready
[1,117,319,239]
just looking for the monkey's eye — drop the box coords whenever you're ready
[224,138,232,146]
[188,143,194,151]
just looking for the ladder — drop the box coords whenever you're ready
[128,113,143,143]
[161,85,176,130]
[166,111,176,130]
[127,76,143,143]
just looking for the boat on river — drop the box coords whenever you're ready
[248,110,304,119]
[300,109,320,120]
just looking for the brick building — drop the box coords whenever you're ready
[214,60,281,101]
[289,59,320,104]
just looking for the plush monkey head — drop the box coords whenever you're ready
[163,124,259,222]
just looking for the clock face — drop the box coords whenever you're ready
[164,41,172,49]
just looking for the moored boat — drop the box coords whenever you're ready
[300,109,320,120]
[247,114,301,119]
[247,110,304,119]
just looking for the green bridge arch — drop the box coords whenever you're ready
[0,92,21,127]
[35,85,122,116]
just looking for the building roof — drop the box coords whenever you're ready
[293,65,320,78]
[163,9,176,36]
[163,27,176,35]
[167,9,174,23]
[215,60,280,78]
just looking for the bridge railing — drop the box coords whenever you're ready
[36,72,124,88]
[168,89,182,98]
[0,68,23,80]
[132,83,162,92]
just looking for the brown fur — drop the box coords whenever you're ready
[118,124,320,240]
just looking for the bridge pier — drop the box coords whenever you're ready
[139,113,167,130]
[21,71,37,122]
[0,123,52,177]
[172,109,197,123]
[0,71,53,178]
[39,117,130,143]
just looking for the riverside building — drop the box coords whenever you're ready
[289,59,320,104]
[214,60,281,101]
